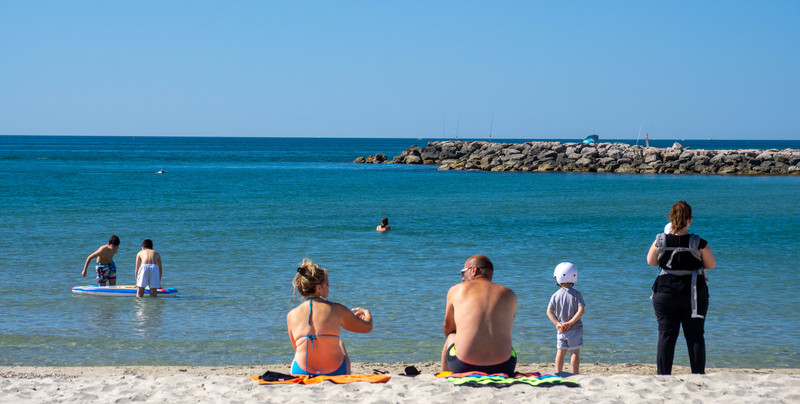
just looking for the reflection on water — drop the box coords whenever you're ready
[132,297,165,338]
[95,300,118,325]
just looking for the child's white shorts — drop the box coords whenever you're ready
[136,264,160,289]
[556,327,583,350]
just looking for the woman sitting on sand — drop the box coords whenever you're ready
[287,258,373,376]
[646,201,716,375]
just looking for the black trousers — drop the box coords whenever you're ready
[652,292,708,375]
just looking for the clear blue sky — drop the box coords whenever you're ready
[1,1,798,139]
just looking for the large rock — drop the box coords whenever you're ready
[354,153,387,163]
[404,155,423,164]
[383,140,799,176]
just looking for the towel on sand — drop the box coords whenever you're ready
[251,372,390,385]
[436,371,579,388]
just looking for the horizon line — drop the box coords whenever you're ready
[2,134,799,141]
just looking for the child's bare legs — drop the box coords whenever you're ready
[570,349,580,374]
[555,349,566,373]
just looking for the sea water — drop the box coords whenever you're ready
[0,136,798,368]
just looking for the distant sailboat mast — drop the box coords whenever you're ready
[456,113,460,140]
[635,124,642,146]
[443,113,447,139]
[488,110,494,141]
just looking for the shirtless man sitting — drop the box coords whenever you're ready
[82,235,120,286]
[441,254,518,374]
[134,239,162,297]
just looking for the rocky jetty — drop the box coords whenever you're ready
[355,140,800,175]
[353,153,388,164]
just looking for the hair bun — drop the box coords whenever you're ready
[297,267,312,280]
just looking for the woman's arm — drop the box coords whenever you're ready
[701,245,716,269]
[286,312,298,349]
[646,240,660,266]
[340,304,373,333]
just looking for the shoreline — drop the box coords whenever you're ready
[3,362,800,378]
[3,363,799,403]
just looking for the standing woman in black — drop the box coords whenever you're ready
[646,201,717,375]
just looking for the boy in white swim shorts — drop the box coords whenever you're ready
[134,239,162,297]
[546,262,586,374]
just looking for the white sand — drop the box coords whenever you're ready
[2,363,798,403]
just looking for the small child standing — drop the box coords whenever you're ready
[546,262,586,374]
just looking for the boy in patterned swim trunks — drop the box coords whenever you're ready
[82,235,120,286]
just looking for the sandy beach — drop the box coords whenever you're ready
[2,363,798,403]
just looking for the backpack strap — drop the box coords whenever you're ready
[654,233,705,319]
[656,233,702,269]
[689,233,700,251]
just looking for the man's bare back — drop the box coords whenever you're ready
[447,279,516,364]
[442,255,517,372]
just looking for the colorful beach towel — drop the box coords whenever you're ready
[250,373,391,385]
[436,371,579,388]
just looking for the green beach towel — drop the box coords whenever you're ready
[437,371,580,388]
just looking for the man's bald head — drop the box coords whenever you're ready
[466,255,494,280]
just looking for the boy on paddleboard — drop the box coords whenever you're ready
[82,235,120,286]
[134,239,162,297]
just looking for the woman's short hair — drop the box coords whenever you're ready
[293,258,328,297]
[669,201,693,232]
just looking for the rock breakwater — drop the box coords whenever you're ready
[355,140,800,175]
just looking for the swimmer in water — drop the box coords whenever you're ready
[376,217,391,232]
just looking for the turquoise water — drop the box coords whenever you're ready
[1,136,798,368]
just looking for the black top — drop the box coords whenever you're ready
[653,234,709,297]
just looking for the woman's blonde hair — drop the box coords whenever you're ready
[293,258,328,297]
[669,200,693,233]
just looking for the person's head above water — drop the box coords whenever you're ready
[668,201,693,233]
[461,254,493,281]
[381,217,389,227]
[293,258,329,298]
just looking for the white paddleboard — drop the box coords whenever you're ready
[72,285,178,296]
